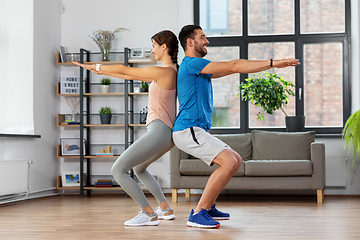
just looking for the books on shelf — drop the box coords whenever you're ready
[94,179,113,188]
[61,122,80,125]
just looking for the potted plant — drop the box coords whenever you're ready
[99,106,112,124]
[90,27,129,61]
[342,109,360,173]
[100,78,111,93]
[239,71,304,132]
[140,81,149,92]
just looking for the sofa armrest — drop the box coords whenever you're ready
[169,146,182,189]
[311,142,325,189]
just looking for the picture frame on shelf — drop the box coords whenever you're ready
[130,47,145,58]
[59,45,68,63]
[60,138,86,156]
[61,172,80,187]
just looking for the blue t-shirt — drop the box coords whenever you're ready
[173,56,213,132]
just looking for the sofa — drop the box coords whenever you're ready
[170,130,325,204]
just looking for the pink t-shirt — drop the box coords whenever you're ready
[146,65,177,129]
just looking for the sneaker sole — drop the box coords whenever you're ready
[124,220,160,226]
[212,216,230,220]
[158,214,176,220]
[186,221,220,228]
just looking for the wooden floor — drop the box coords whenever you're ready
[0,194,360,240]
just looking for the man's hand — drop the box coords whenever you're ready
[273,58,300,68]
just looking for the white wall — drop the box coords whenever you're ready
[0,0,61,197]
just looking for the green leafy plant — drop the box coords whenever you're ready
[141,81,148,89]
[342,109,360,173]
[239,71,295,121]
[99,106,112,114]
[101,78,111,85]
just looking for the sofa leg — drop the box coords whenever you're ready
[317,190,324,204]
[185,189,190,201]
[172,189,178,203]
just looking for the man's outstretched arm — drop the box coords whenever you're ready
[201,59,300,77]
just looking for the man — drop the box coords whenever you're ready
[173,25,300,228]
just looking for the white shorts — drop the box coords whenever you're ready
[173,126,230,166]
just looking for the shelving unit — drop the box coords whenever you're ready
[57,48,153,196]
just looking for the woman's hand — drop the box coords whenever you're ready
[72,61,100,74]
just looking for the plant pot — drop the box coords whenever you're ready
[100,114,112,124]
[100,85,110,93]
[285,116,305,132]
[140,88,148,92]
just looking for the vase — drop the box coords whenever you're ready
[71,110,76,122]
[100,85,110,93]
[100,114,112,124]
[101,48,110,61]
[285,116,305,132]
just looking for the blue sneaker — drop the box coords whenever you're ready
[187,209,220,228]
[207,203,230,220]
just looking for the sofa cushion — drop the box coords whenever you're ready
[179,159,245,176]
[245,160,313,176]
[252,130,316,160]
[213,133,252,161]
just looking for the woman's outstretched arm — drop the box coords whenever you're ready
[72,61,170,83]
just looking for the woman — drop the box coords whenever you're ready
[73,30,178,226]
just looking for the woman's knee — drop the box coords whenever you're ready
[133,165,145,176]
[111,160,127,176]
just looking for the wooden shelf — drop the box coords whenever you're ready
[57,48,153,197]
[129,124,146,127]
[56,52,156,66]
[83,124,125,127]
[56,145,120,158]
[56,176,147,190]
[128,92,149,95]
[84,93,125,96]
[57,114,126,127]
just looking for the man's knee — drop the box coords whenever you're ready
[213,149,240,172]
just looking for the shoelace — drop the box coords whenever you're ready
[200,209,214,221]
[133,211,144,219]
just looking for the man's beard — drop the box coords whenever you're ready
[194,41,207,57]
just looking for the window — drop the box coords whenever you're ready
[206,46,240,128]
[195,0,350,134]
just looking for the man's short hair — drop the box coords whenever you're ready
[178,25,202,51]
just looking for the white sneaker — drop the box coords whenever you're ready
[155,207,176,220]
[124,211,160,226]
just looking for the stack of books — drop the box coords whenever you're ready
[61,120,80,125]
[94,179,113,188]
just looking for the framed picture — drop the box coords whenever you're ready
[61,172,80,187]
[60,138,86,156]
[59,45,68,63]
[130,47,145,58]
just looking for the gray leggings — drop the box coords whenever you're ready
[111,120,174,209]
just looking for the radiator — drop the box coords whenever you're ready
[325,158,347,187]
[0,160,32,196]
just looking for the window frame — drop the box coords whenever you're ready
[194,0,351,135]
